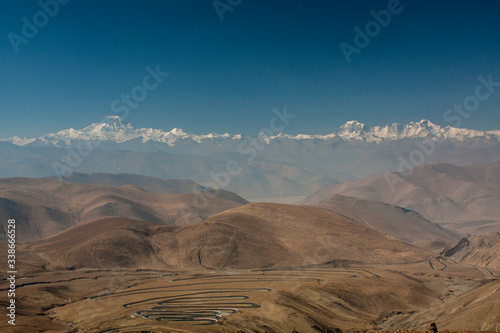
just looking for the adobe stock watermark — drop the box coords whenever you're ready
[7,0,70,54]
[179,106,296,222]
[213,0,243,22]
[110,65,170,119]
[385,73,499,191]
[51,64,169,181]
[443,74,500,128]
[6,219,17,326]
[339,0,409,64]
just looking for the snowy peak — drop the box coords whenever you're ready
[338,120,366,130]
[42,116,138,145]
[26,116,231,147]
[1,136,36,146]
[84,116,134,133]
[169,128,186,136]
[337,120,368,138]
[287,119,448,142]
[297,119,500,143]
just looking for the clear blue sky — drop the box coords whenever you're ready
[1,0,499,137]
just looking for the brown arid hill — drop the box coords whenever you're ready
[305,194,461,249]
[47,172,248,204]
[20,203,431,271]
[194,203,430,268]
[0,177,245,243]
[440,232,500,269]
[300,162,500,235]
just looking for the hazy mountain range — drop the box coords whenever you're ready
[1,117,499,198]
[1,166,494,248]
[301,162,500,235]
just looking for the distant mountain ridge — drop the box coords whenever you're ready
[2,116,499,147]
[305,193,460,248]
[301,162,500,235]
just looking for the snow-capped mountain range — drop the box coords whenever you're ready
[1,116,499,198]
[2,116,499,147]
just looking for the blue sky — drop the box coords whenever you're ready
[1,0,499,137]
